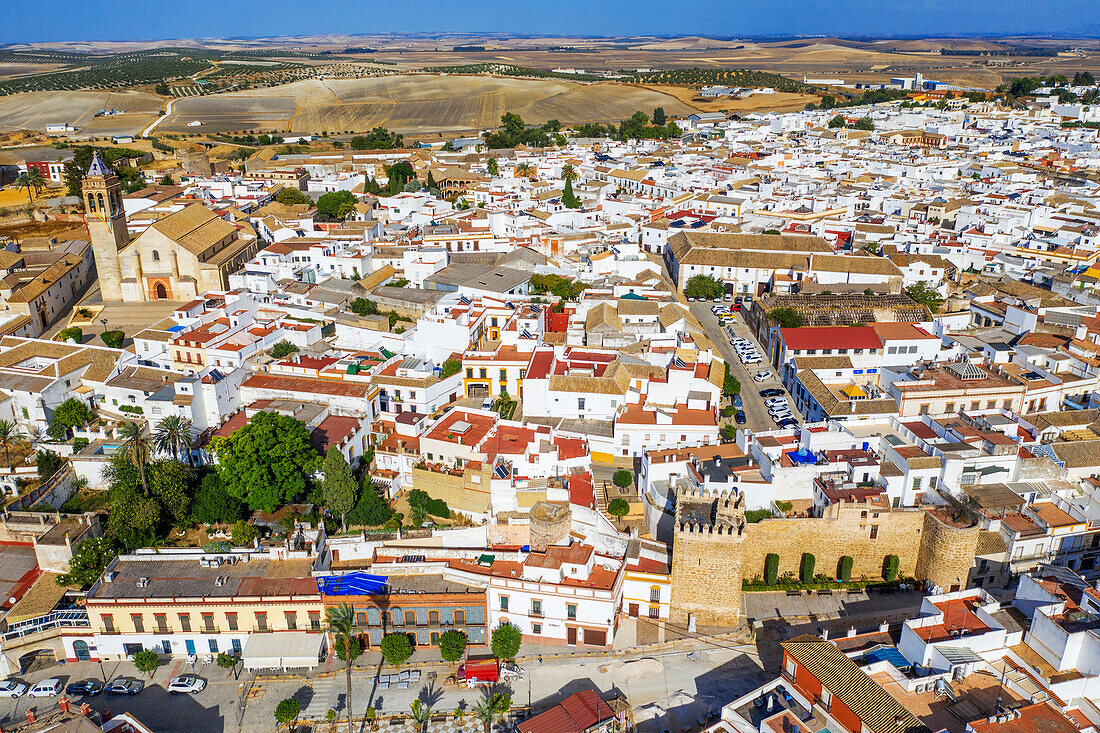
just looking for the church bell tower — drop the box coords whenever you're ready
[83,151,128,301]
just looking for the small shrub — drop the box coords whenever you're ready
[231,520,257,546]
[72,437,89,453]
[270,340,299,358]
[100,330,125,348]
[764,553,779,586]
[58,327,82,343]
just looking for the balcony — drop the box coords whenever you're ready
[201,626,220,634]
[2,610,90,641]
[154,626,174,635]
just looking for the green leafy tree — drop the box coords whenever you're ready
[274,698,300,729]
[491,622,521,660]
[191,472,243,525]
[327,603,360,733]
[36,450,63,481]
[652,106,667,126]
[0,420,24,468]
[56,537,117,588]
[437,629,466,663]
[853,117,875,131]
[380,632,413,667]
[275,187,311,206]
[440,359,462,378]
[346,478,393,527]
[486,157,499,176]
[828,114,847,128]
[119,421,152,496]
[768,307,805,328]
[684,275,724,300]
[209,411,320,512]
[48,398,93,441]
[58,326,82,343]
[315,190,357,221]
[231,520,257,546]
[132,649,159,677]
[216,652,238,677]
[612,469,633,489]
[322,447,357,533]
[723,363,741,396]
[150,460,191,526]
[270,340,299,358]
[607,498,630,517]
[905,281,944,314]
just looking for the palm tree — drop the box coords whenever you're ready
[561,164,577,183]
[325,603,359,733]
[118,421,152,496]
[472,692,511,733]
[514,163,533,179]
[154,415,193,464]
[15,170,45,207]
[25,424,43,452]
[0,420,23,468]
[409,699,432,732]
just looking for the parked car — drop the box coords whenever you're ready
[481,397,494,410]
[723,294,732,301]
[65,680,103,697]
[744,295,754,304]
[741,355,762,364]
[28,679,62,697]
[753,371,773,383]
[731,303,741,312]
[732,394,743,410]
[168,675,207,695]
[0,680,27,698]
[735,410,747,425]
[760,388,784,398]
[764,397,788,409]
[105,678,145,696]
[777,418,800,429]
[687,297,696,302]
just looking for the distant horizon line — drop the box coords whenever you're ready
[3,31,1099,47]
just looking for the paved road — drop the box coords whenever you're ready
[0,640,769,733]
[688,301,802,434]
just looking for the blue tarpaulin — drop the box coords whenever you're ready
[788,449,816,465]
[863,647,910,671]
[316,572,389,596]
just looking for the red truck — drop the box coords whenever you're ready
[454,658,522,687]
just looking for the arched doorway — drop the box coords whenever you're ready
[153,282,168,300]
[73,640,91,661]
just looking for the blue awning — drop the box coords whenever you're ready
[316,572,389,596]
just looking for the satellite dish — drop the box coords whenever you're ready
[8,597,17,605]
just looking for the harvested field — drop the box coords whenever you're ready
[158,94,297,134]
[0,90,162,133]
[155,74,701,136]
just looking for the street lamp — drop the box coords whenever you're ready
[97,658,107,683]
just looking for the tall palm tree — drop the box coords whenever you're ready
[514,163,533,179]
[561,164,577,183]
[472,692,511,733]
[15,170,45,207]
[409,699,432,732]
[118,421,152,496]
[0,420,24,468]
[154,415,193,464]
[325,603,359,733]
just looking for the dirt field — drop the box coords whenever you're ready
[157,74,702,136]
[0,90,162,134]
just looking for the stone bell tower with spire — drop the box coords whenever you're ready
[83,151,128,301]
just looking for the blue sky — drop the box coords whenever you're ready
[3,0,1096,43]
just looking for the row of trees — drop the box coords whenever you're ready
[761,552,901,586]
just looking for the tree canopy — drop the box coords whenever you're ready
[350,127,404,150]
[437,629,467,663]
[275,187,311,206]
[905,281,944,314]
[768,307,805,328]
[321,447,357,532]
[315,190,356,221]
[491,622,522,659]
[209,411,320,513]
[380,632,413,667]
[48,398,93,440]
[56,537,117,588]
[684,275,724,300]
